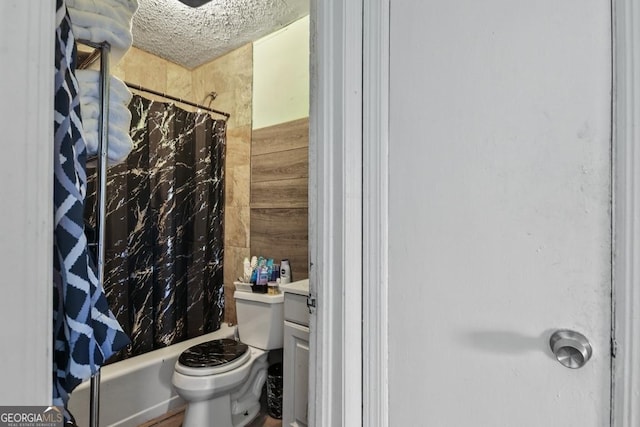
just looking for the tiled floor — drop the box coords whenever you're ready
[138,405,282,427]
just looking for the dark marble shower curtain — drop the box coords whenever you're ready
[86,94,226,360]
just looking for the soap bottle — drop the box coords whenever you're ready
[243,257,251,282]
[280,259,291,284]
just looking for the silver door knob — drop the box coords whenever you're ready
[549,330,592,369]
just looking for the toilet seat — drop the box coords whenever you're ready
[176,338,251,377]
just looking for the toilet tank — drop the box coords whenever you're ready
[234,290,284,350]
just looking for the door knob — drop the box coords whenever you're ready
[549,330,592,369]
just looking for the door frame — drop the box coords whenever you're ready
[311,0,640,426]
[612,0,640,424]
[0,0,54,404]
[308,0,363,426]
[361,1,390,426]
[308,0,389,425]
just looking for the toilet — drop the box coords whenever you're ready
[172,290,284,427]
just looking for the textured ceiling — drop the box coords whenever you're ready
[132,0,309,69]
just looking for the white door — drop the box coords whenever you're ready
[388,1,612,426]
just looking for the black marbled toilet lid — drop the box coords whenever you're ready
[178,338,249,368]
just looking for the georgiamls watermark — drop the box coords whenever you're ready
[0,407,63,427]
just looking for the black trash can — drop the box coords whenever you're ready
[266,362,283,419]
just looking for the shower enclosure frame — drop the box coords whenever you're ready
[75,39,112,427]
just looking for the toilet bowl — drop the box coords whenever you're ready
[172,291,284,427]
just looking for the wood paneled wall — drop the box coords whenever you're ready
[250,118,309,281]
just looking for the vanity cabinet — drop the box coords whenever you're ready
[282,287,309,426]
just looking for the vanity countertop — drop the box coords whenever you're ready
[279,278,309,296]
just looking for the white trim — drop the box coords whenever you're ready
[362,0,389,426]
[0,0,54,404]
[612,0,640,425]
[308,0,363,425]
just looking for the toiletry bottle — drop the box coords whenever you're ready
[271,264,280,282]
[266,259,274,281]
[243,257,251,282]
[255,265,269,294]
[280,259,291,284]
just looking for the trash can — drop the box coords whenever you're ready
[266,362,283,419]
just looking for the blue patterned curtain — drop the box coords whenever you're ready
[52,0,129,420]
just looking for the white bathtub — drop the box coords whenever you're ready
[68,324,235,427]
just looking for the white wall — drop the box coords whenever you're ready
[0,0,54,404]
[252,16,309,130]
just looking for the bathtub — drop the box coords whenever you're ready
[68,324,235,427]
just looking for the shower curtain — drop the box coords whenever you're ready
[86,94,226,360]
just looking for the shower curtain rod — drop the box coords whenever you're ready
[124,81,231,119]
